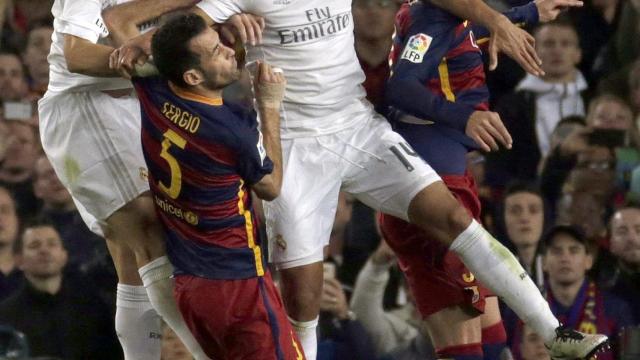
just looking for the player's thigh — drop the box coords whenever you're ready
[229,275,305,360]
[174,275,303,360]
[264,137,342,269]
[340,114,440,220]
[39,91,149,226]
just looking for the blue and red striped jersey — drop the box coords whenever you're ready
[134,76,273,280]
[387,1,538,174]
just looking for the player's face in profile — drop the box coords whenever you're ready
[190,27,241,89]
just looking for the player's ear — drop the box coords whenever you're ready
[183,68,204,86]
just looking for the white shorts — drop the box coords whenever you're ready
[38,90,149,235]
[264,111,441,269]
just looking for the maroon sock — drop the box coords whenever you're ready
[436,343,483,360]
[482,321,507,360]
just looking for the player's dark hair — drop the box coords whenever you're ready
[151,14,207,88]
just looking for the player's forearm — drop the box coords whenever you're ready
[472,2,539,45]
[256,106,283,201]
[430,0,510,31]
[387,76,474,132]
[103,0,198,45]
[64,35,118,77]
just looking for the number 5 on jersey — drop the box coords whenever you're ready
[158,129,186,199]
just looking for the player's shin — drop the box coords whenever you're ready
[115,283,163,360]
[448,220,559,344]
[289,316,318,360]
[138,256,211,360]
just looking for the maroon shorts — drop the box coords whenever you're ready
[379,173,493,318]
[174,272,305,360]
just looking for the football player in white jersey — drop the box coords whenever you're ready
[187,2,608,358]
[114,1,608,360]
[38,0,212,359]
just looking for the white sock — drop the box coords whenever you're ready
[115,284,163,360]
[449,220,559,344]
[139,256,210,360]
[289,316,318,360]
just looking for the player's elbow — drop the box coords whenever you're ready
[253,176,281,201]
[102,7,127,33]
[255,187,280,201]
[63,36,89,74]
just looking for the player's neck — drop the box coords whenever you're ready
[549,277,585,307]
[190,85,223,100]
[169,82,222,102]
[355,37,393,68]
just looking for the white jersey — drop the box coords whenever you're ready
[198,0,371,138]
[46,0,131,93]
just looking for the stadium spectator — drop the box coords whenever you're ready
[568,0,623,85]
[0,120,39,219]
[519,324,551,360]
[350,239,435,359]
[502,182,546,287]
[540,225,634,360]
[0,219,122,359]
[0,52,29,101]
[486,20,587,191]
[22,24,52,95]
[317,267,376,360]
[540,94,636,211]
[0,185,22,301]
[555,191,608,243]
[32,155,106,270]
[600,206,640,321]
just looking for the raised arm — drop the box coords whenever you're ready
[429,0,543,75]
[388,23,474,132]
[471,0,584,47]
[102,0,199,47]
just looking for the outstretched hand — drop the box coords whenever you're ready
[488,16,543,76]
[466,111,513,152]
[535,0,583,22]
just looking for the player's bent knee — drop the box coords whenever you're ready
[446,204,472,239]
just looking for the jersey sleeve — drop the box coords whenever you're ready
[471,2,539,46]
[388,19,475,133]
[196,0,253,24]
[56,0,106,43]
[230,114,274,185]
